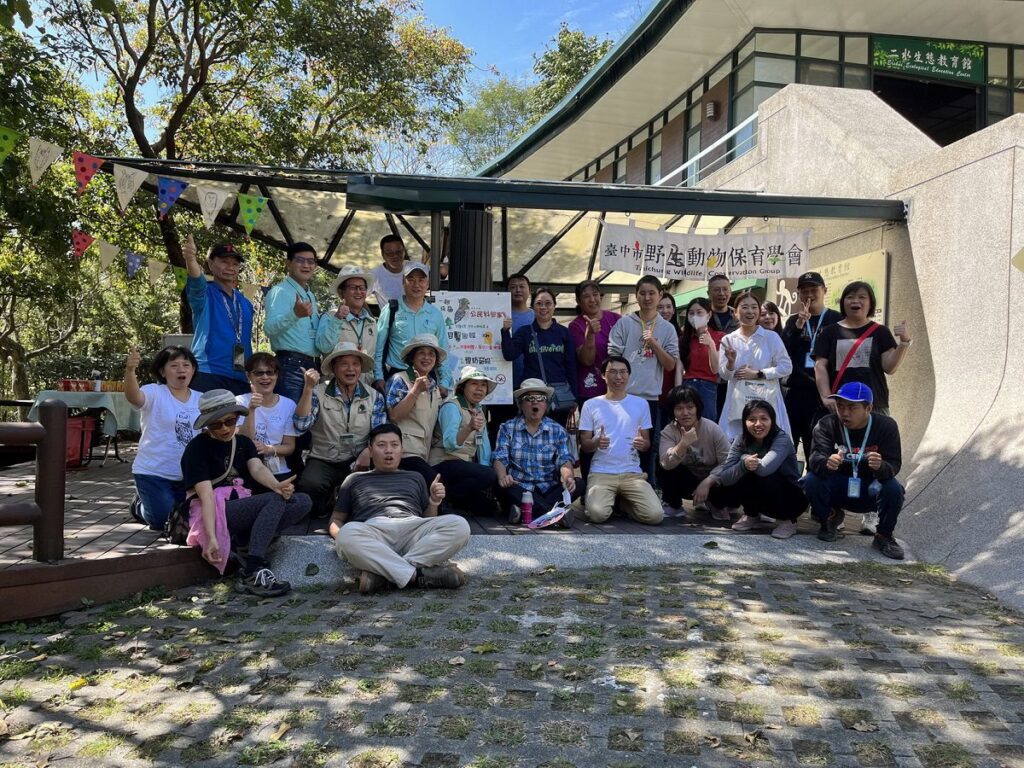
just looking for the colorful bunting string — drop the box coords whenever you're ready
[197,185,234,230]
[236,192,268,235]
[147,260,168,287]
[71,228,95,260]
[173,266,188,291]
[98,241,120,270]
[73,151,102,196]
[156,176,189,218]
[0,126,24,164]
[28,138,63,184]
[125,250,145,279]
[113,164,148,211]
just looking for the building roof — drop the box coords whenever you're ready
[480,0,1024,182]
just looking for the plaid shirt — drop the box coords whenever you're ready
[293,380,386,434]
[384,371,440,411]
[492,415,573,492]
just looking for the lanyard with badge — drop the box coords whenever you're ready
[344,315,369,351]
[296,281,317,339]
[842,414,872,498]
[218,289,246,370]
[804,313,825,368]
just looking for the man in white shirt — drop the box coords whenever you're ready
[577,356,664,526]
[370,235,409,306]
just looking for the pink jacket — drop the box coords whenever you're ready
[185,478,251,574]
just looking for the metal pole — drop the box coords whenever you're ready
[34,400,67,562]
[429,211,443,292]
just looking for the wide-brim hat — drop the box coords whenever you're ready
[455,365,497,395]
[399,333,447,364]
[194,388,249,429]
[330,266,371,296]
[513,378,554,400]
[322,341,374,376]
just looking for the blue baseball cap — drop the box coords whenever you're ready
[828,382,874,403]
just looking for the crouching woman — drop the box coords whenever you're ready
[180,389,312,597]
[704,400,807,539]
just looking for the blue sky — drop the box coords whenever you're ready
[420,0,646,85]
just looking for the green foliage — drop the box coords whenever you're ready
[448,78,534,172]
[530,23,613,121]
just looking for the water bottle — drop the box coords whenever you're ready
[521,489,533,526]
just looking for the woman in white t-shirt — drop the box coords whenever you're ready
[235,353,299,482]
[125,345,202,529]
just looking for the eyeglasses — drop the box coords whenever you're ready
[251,369,276,378]
[345,284,367,292]
[382,249,405,258]
[292,256,317,266]
[206,416,239,431]
[520,395,547,404]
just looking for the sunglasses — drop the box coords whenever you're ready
[251,369,277,377]
[206,416,239,431]
[520,395,548,404]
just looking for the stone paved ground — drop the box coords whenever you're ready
[1,563,1023,768]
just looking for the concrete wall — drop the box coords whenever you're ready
[700,85,1024,608]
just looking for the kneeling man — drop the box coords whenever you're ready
[803,382,906,559]
[578,356,663,525]
[330,423,471,594]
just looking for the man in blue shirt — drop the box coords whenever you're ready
[264,241,330,404]
[184,234,254,395]
[373,262,453,393]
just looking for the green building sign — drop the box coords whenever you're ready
[872,36,985,86]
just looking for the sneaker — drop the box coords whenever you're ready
[817,508,846,542]
[235,567,291,597]
[358,570,390,595]
[558,507,575,529]
[731,514,761,532]
[417,563,466,590]
[771,520,798,539]
[859,511,879,536]
[129,495,145,525]
[661,502,685,518]
[707,502,732,523]
[872,534,905,560]
[508,505,522,525]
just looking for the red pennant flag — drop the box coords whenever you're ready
[72,151,102,196]
[71,228,95,260]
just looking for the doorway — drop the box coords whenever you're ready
[873,73,979,146]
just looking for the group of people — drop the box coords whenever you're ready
[124,231,916,598]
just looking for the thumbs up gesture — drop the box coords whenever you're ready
[471,409,486,432]
[125,346,141,372]
[293,293,313,318]
[596,425,610,450]
[429,474,446,505]
[411,374,430,395]
[893,320,911,343]
[249,383,264,410]
[631,425,646,451]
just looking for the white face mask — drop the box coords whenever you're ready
[688,313,708,329]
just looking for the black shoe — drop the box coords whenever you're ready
[817,508,845,542]
[235,567,291,597]
[417,563,466,590]
[872,534,905,560]
[129,495,145,525]
[359,570,391,595]
[558,507,575,529]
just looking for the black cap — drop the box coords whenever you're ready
[797,271,825,287]
[209,242,243,262]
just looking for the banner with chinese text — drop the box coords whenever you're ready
[872,37,984,85]
[434,291,513,405]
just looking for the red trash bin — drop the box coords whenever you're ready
[65,416,97,469]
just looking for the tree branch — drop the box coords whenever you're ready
[26,304,79,361]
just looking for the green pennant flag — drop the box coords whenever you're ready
[0,126,24,164]
[236,192,268,235]
[173,266,188,291]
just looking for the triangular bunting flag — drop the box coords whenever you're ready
[156,176,189,218]
[236,192,268,235]
[172,266,188,291]
[73,151,102,196]
[113,164,148,211]
[0,126,24,164]
[240,282,260,301]
[125,250,145,279]
[147,260,168,287]
[197,186,233,229]
[98,241,119,269]
[28,139,63,184]
[71,228,95,260]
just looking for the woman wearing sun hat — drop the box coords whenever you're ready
[179,389,312,597]
[429,365,499,514]
[385,332,446,486]
[316,265,376,362]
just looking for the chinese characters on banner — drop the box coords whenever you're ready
[434,292,513,405]
[597,222,811,281]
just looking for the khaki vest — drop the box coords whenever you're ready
[428,398,480,464]
[392,371,440,461]
[308,381,379,463]
[337,313,377,360]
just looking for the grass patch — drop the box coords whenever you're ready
[943,681,978,702]
[0,684,31,710]
[664,695,698,718]
[217,705,269,731]
[607,726,644,752]
[996,643,1024,658]
[483,718,526,747]
[294,741,339,768]
[710,671,751,693]
[488,618,519,633]
[552,688,594,713]
[784,704,821,727]
[612,665,646,687]
[717,700,765,723]
[879,681,922,699]
[465,659,498,676]
[610,693,643,715]
[967,660,1001,676]
[348,748,403,768]
[238,742,290,765]
[541,719,588,746]
[78,697,124,722]
[853,741,897,767]
[793,739,832,766]
[820,678,860,698]
[662,667,699,688]
[837,707,875,728]
[0,659,36,681]
[368,713,420,737]
[398,684,445,703]
[439,715,474,739]
[755,629,784,642]
[453,684,492,708]
[914,744,976,768]
[414,658,452,678]
[664,729,701,755]
[355,678,392,698]
[78,734,125,758]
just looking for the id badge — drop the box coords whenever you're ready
[232,343,245,371]
[847,476,862,498]
[804,353,814,368]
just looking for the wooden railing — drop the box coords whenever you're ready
[0,400,67,562]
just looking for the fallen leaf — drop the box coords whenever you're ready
[615,698,628,707]
[68,677,89,691]
[448,656,465,666]
[851,721,879,732]
[175,673,196,690]
[547,660,557,667]
[704,735,721,748]
[27,654,47,663]
[305,564,319,577]
[268,722,291,742]
[472,641,499,654]
[624,729,641,741]
[813,579,827,584]
[0,720,9,737]
[530,663,542,672]
[703,540,719,549]
[744,729,764,745]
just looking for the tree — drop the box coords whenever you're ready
[530,23,613,122]
[447,77,534,173]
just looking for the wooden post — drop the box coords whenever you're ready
[34,400,67,562]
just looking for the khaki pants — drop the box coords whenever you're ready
[336,515,471,588]
[584,472,664,525]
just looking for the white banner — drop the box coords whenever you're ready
[113,164,149,211]
[197,186,234,229]
[433,291,513,405]
[598,222,811,280]
[28,138,63,184]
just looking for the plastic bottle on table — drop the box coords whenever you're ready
[520,489,533,526]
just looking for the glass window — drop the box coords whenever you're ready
[801,34,839,61]
[708,58,731,89]
[732,85,779,155]
[755,32,795,56]
[650,132,662,157]
[737,35,755,63]
[598,151,614,169]
[617,140,629,157]
[755,56,796,85]
[667,100,686,122]
[844,65,870,90]
[800,60,840,87]
[989,47,1008,86]
[684,131,701,186]
[1015,91,1024,114]
[844,36,869,65]
[631,128,648,147]
[988,87,1010,116]
[687,102,702,131]
[614,158,626,183]
[734,59,754,93]
[648,156,661,185]
[1015,49,1024,89]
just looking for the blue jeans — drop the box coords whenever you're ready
[680,378,718,422]
[801,472,905,537]
[192,372,248,395]
[274,354,309,405]
[133,473,186,529]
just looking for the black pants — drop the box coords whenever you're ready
[717,472,808,521]
[434,460,498,514]
[656,464,726,508]
[296,457,353,519]
[226,492,312,570]
[488,405,518,447]
[784,387,823,465]
[399,456,438,488]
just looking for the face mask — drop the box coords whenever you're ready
[688,314,708,329]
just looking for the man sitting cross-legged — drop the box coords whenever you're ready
[330,423,471,595]
[578,356,663,525]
